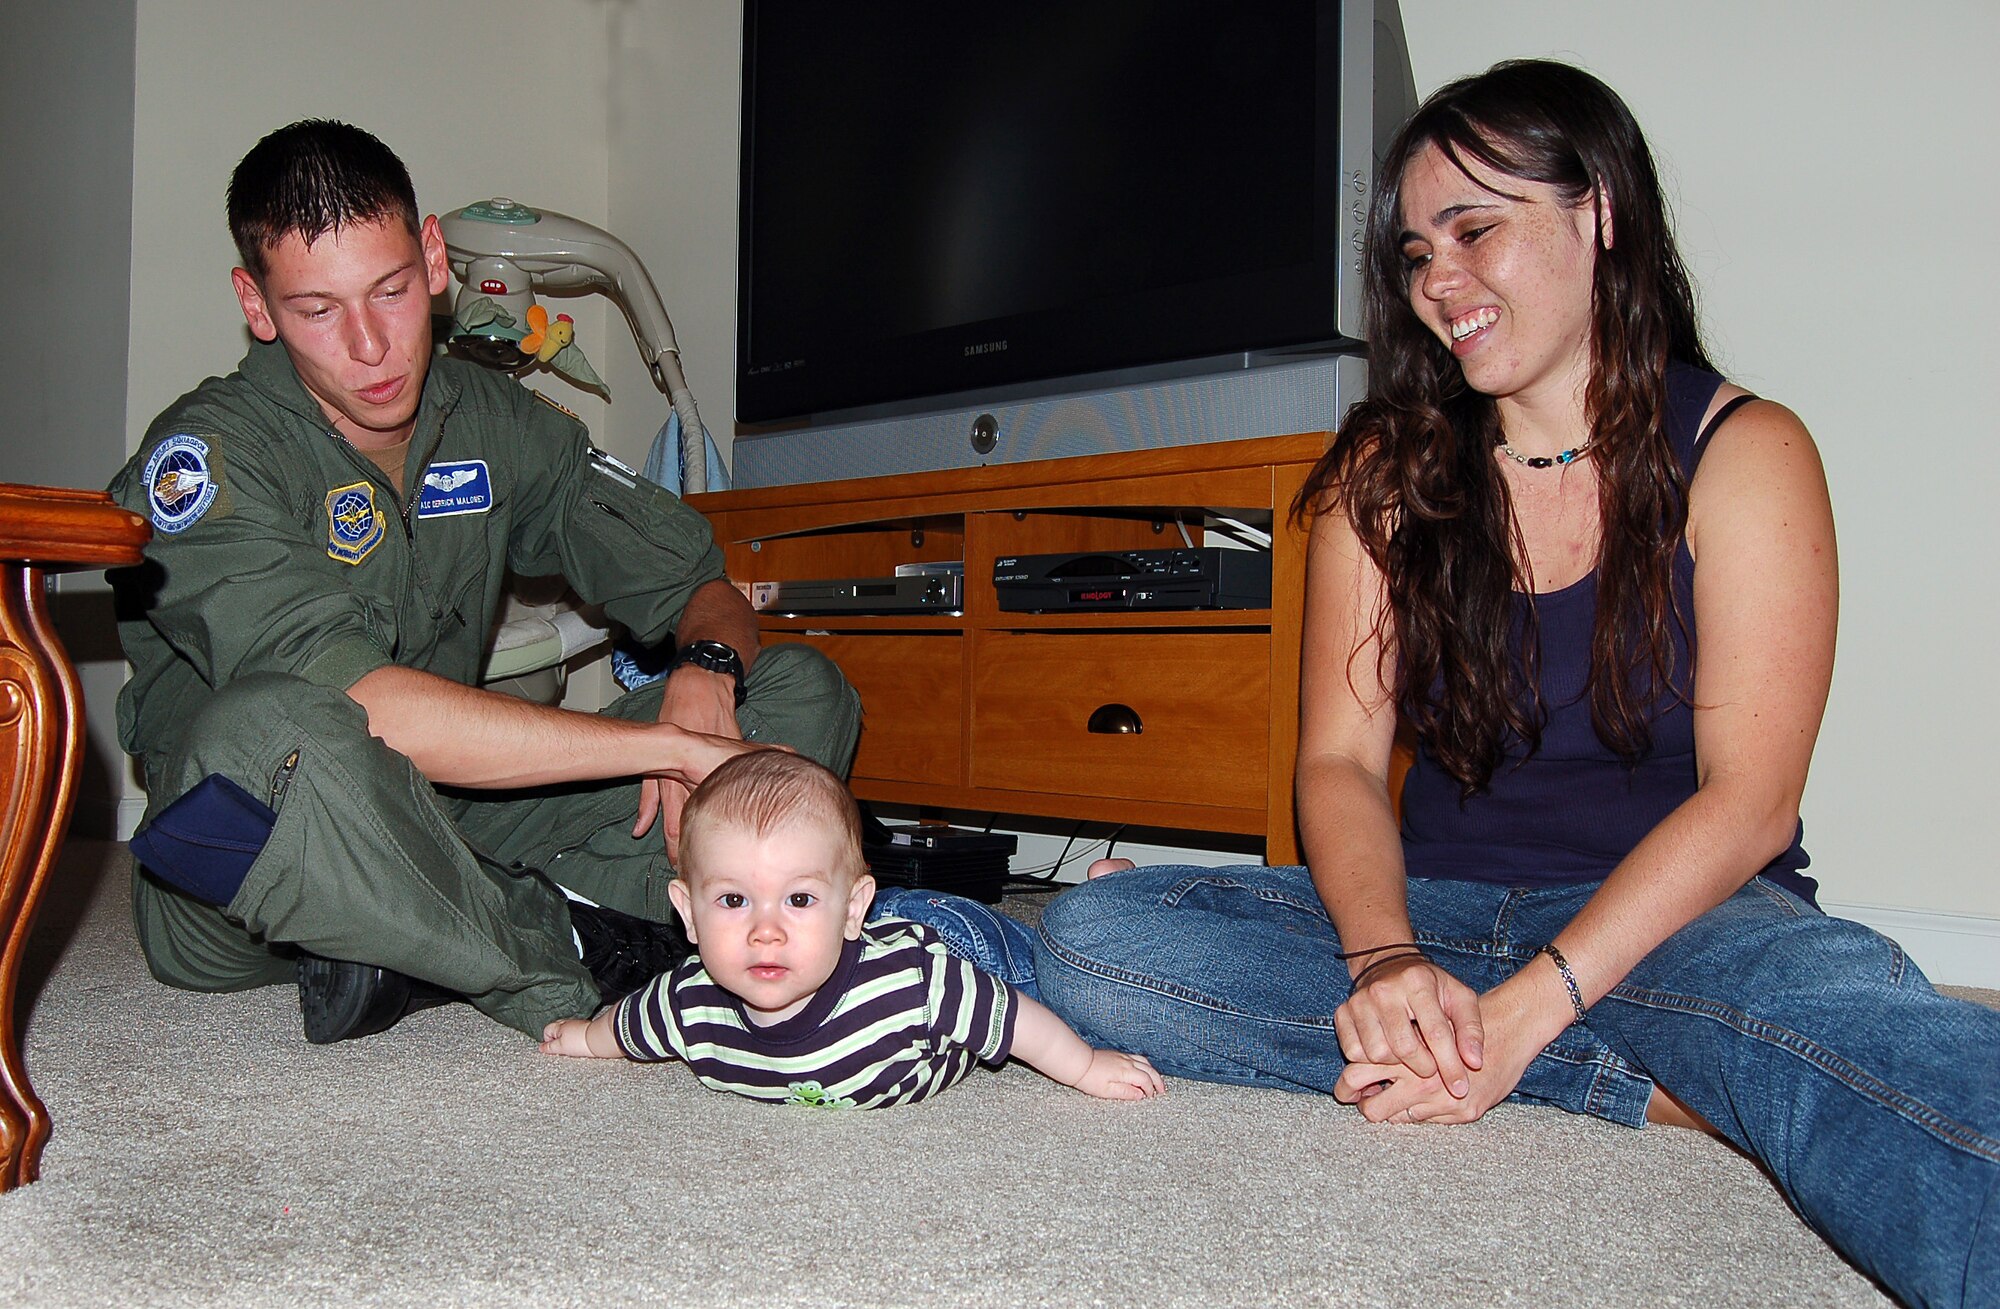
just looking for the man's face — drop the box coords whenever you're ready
[231,214,450,450]
[667,821,875,1026]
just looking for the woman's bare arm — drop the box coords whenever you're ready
[1299,500,1488,1098]
[1341,397,1838,1122]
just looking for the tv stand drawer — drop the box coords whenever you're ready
[969,631,1270,811]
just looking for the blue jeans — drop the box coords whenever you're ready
[1034,864,2000,1309]
[870,887,1040,1001]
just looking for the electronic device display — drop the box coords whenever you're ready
[736,0,1416,427]
[750,574,963,616]
[993,548,1272,613]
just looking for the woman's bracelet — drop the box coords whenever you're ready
[1333,940,1423,961]
[1538,943,1589,1024]
[1349,950,1428,990]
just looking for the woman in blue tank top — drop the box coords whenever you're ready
[1033,60,1997,1307]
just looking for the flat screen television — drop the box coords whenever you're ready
[734,0,1416,477]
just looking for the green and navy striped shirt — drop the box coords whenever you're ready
[611,918,1017,1108]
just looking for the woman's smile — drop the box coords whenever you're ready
[1397,142,1602,420]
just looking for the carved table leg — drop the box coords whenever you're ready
[0,561,81,1190]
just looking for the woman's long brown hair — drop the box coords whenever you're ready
[1294,60,1713,795]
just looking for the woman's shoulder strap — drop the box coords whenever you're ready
[1692,393,1761,469]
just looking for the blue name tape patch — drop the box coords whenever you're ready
[416,460,493,518]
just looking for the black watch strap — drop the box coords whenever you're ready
[670,639,747,706]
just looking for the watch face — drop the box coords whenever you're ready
[677,640,747,704]
[683,640,743,674]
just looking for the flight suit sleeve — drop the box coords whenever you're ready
[501,389,727,646]
[108,425,393,693]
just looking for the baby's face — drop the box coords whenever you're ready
[667,822,873,1026]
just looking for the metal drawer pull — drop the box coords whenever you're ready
[1087,703,1144,735]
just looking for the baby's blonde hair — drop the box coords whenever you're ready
[678,751,867,884]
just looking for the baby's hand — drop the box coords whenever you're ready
[1074,1048,1166,1100]
[540,1018,599,1058]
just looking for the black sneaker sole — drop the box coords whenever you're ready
[297,955,414,1045]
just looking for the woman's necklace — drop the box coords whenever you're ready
[1494,435,1593,469]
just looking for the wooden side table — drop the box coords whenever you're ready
[0,484,148,1191]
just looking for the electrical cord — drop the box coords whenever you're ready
[1199,509,1274,549]
[1003,820,1129,887]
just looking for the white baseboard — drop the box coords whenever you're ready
[1819,901,2000,991]
[1001,831,2000,991]
[98,803,2000,990]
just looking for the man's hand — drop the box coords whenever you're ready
[639,578,762,860]
[637,663,744,860]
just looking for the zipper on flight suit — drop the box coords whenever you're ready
[399,411,467,628]
[269,748,302,811]
[397,411,451,541]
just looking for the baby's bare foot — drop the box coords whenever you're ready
[1086,858,1136,880]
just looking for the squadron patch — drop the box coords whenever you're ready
[325,481,385,564]
[144,434,219,534]
[417,459,493,518]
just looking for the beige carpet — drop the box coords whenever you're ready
[1,839,1943,1307]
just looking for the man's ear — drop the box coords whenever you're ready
[666,878,698,946]
[231,267,279,342]
[420,214,450,298]
[845,873,876,940]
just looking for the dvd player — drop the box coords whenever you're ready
[751,573,963,615]
[992,547,1271,612]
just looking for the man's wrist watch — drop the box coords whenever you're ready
[670,639,747,706]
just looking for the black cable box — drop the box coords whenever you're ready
[864,824,1017,904]
[993,546,1271,612]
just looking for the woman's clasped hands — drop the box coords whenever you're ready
[1332,954,1548,1125]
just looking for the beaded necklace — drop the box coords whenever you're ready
[1494,436,1592,469]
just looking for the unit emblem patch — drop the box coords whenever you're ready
[144,434,219,534]
[416,459,493,518]
[325,482,385,564]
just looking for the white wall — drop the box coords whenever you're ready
[607,3,2000,977]
[0,0,139,834]
[1396,1,2000,926]
[600,1,746,464]
[106,0,627,816]
[126,0,618,468]
[14,2,1992,966]
[2,1,136,493]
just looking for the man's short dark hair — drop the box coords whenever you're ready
[227,119,420,278]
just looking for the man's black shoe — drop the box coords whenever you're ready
[569,899,692,1002]
[297,955,414,1045]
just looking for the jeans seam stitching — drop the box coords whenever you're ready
[1607,984,2000,1163]
[1160,873,1331,923]
[1037,933,1338,1028]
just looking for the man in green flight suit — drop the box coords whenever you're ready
[106,120,858,1044]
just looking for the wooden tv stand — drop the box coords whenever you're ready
[690,433,1325,863]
